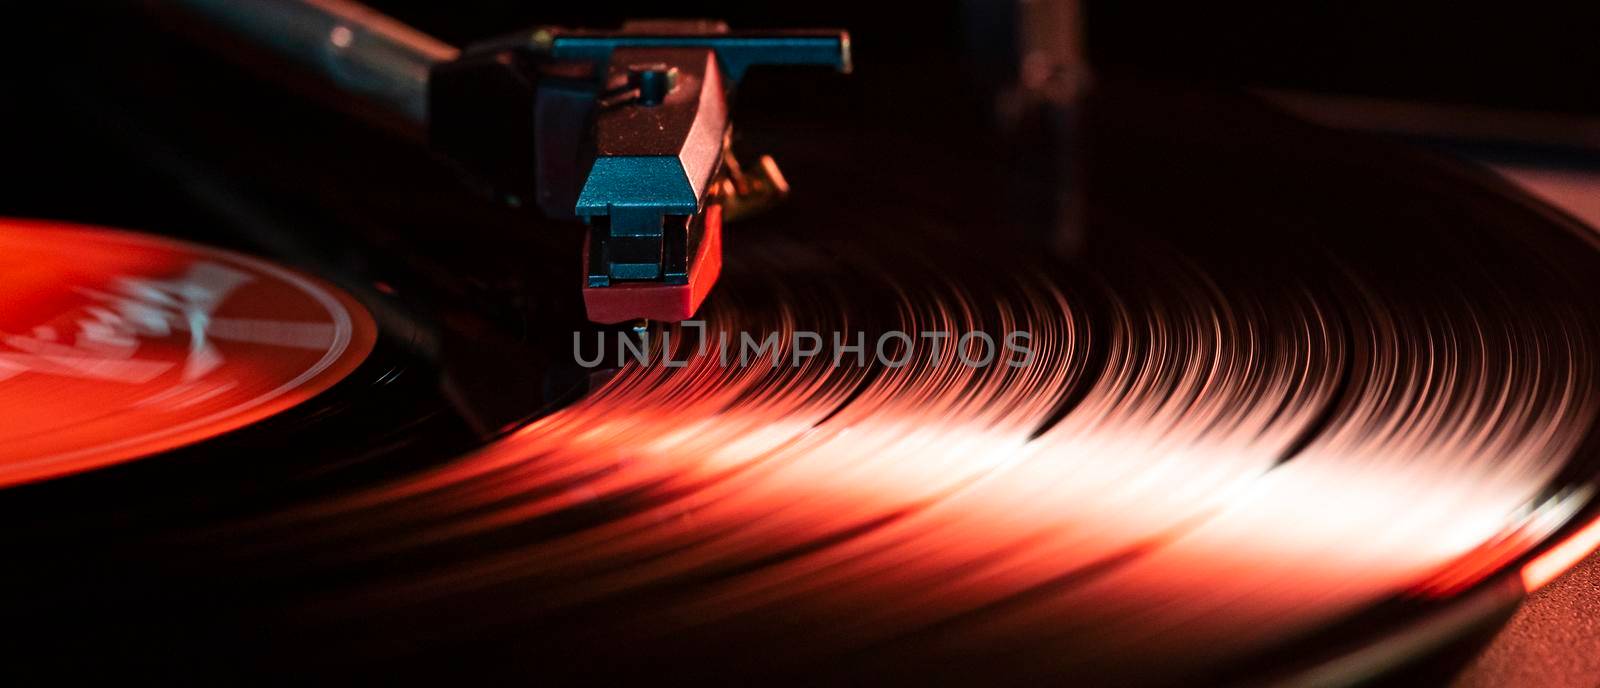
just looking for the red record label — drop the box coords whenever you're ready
[0,219,377,487]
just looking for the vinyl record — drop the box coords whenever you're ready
[5,84,1600,686]
[0,219,377,486]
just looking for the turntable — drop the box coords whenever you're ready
[2,1,1599,685]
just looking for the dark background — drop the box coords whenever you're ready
[1087,1,1600,115]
